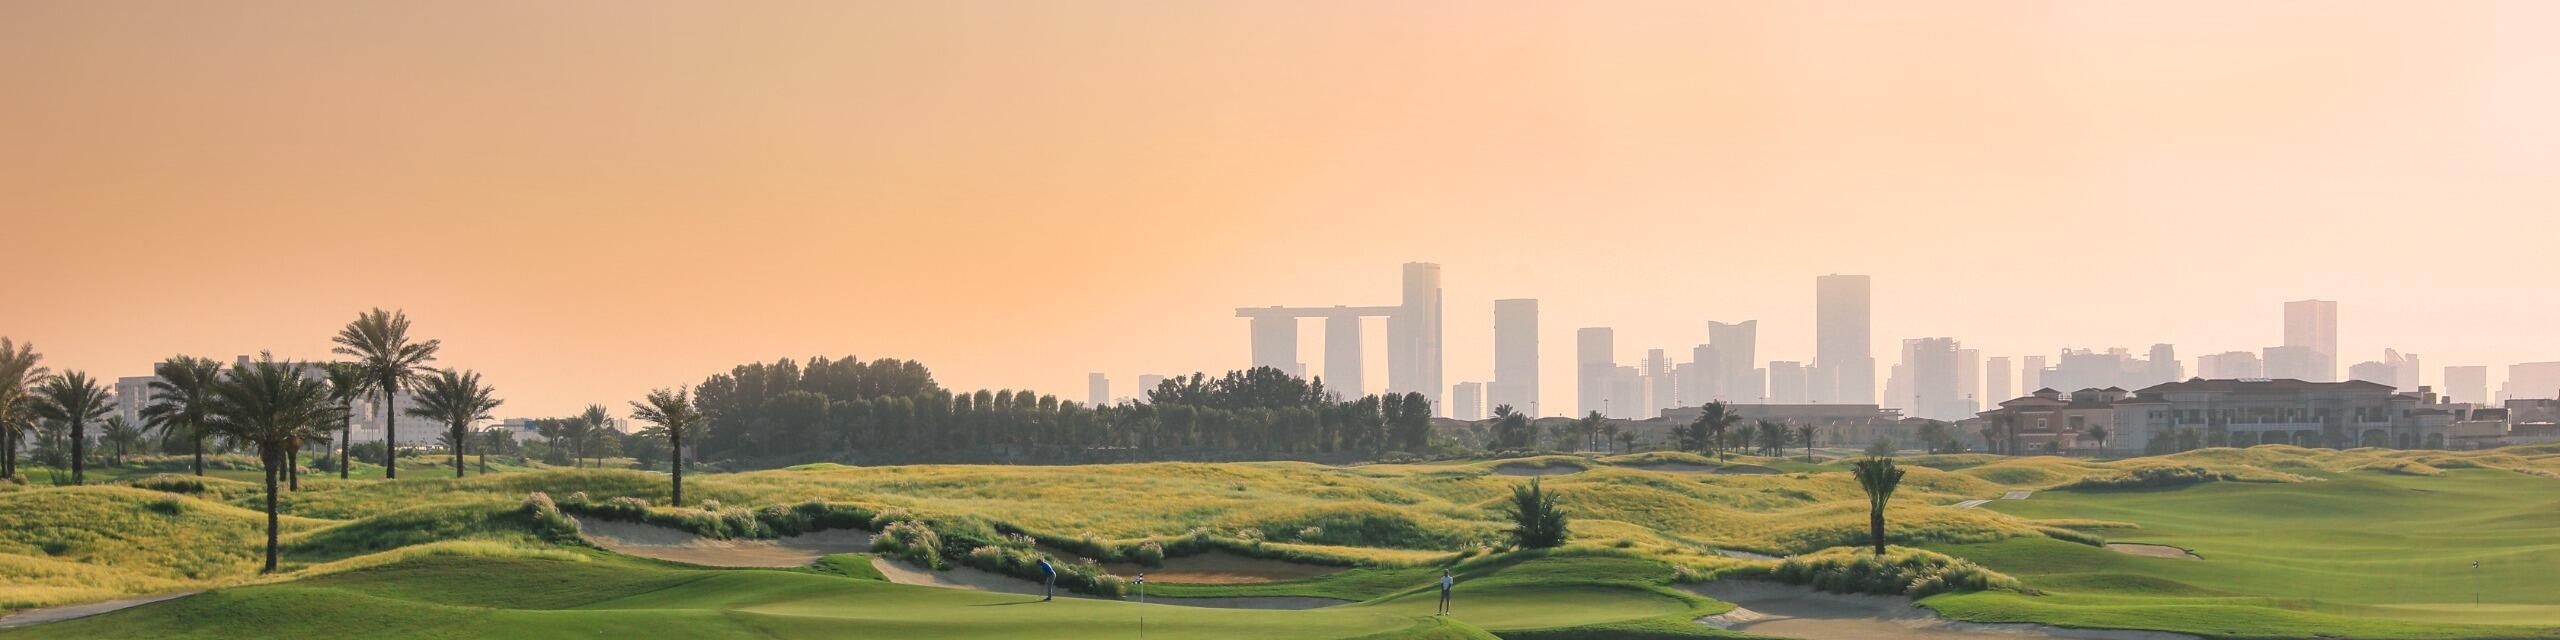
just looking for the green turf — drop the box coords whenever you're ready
[0,553,1738,639]
[1925,466,2560,638]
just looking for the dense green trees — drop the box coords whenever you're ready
[682,360,1433,465]
[332,308,440,479]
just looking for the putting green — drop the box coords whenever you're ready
[1927,467,2560,638]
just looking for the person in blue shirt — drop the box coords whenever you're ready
[1437,569,1454,615]
[1039,558,1057,601]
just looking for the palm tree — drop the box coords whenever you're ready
[629,388,705,506]
[1852,456,1905,555]
[0,338,47,480]
[1690,401,1740,458]
[1796,423,1817,462]
[323,362,371,479]
[32,371,114,485]
[1575,411,1607,452]
[331,308,440,479]
[206,354,340,572]
[100,416,145,466]
[576,404,615,468]
[1754,419,1788,456]
[405,369,502,478]
[2084,424,2110,457]
[141,356,224,476]
[1505,478,1570,549]
[477,425,514,474]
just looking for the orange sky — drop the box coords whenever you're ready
[5,1,2557,417]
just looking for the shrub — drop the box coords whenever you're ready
[873,520,944,569]
[2063,465,2232,490]
[1504,478,1570,549]
[521,492,581,542]
[1130,541,1165,568]
[1767,546,2028,598]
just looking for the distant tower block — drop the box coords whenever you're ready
[1324,314,1364,399]
[1248,314,1299,373]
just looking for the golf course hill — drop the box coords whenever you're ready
[6,443,2560,639]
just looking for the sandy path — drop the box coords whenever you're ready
[1491,465,1584,477]
[0,591,203,629]
[1682,580,2199,640]
[2104,543,2199,560]
[575,516,873,568]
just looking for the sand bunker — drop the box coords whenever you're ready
[1141,596,1350,610]
[1621,462,1721,474]
[0,591,201,629]
[1683,580,2199,640]
[575,516,873,568]
[2105,543,2200,560]
[1716,549,1781,561]
[2002,490,2035,500]
[1713,464,1779,475]
[1492,464,1585,477]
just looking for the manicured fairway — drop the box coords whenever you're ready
[1929,466,2560,638]
[0,552,1730,640]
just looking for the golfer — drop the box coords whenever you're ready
[1039,558,1057,601]
[1437,569,1454,615]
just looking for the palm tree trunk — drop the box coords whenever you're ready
[382,389,398,479]
[339,410,351,480]
[1869,504,1886,555]
[3,428,14,478]
[288,443,301,491]
[71,419,85,485]
[263,448,281,572]
[193,432,205,476]
[452,425,464,478]
[671,431,684,507]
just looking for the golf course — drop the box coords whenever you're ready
[6,443,2560,639]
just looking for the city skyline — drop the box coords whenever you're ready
[10,2,2560,418]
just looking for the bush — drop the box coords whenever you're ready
[521,492,581,542]
[873,519,944,569]
[1505,478,1569,549]
[1766,546,2028,598]
[2062,465,2232,490]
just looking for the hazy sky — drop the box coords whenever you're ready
[5,1,2557,417]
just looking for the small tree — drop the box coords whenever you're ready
[1506,478,1569,549]
[2084,425,2110,457]
[1853,457,1905,555]
[1796,424,1817,462]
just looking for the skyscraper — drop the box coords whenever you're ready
[1576,327,1614,418]
[1249,316,1300,376]
[1087,373,1109,406]
[1387,262,1445,413]
[1814,275,1874,404]
[1710,320,1762,401]
[2504,362,2560,400]
[2284,300,2338,382]
[1767,361,1809,403]
[2444,365,2488,405]
[1323,315,1364,399]
[1644,348,1672,416]
[1984,356,2012,404]
[1903,337,1962,420]
[2021,355,2046,392]
[1136,374,1166,401]
[1490,299,1539,415]
[1450,382,1484,421]
[1956,347,1981,415]
[2197,351,2263,379]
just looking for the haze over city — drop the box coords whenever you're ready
[8,1,2560,419]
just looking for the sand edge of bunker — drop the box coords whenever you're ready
[573,515,873,568]
[1683,580,2201,640]
[2103,543,2201,560]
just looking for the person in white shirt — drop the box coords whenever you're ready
[1437,569,1455,615]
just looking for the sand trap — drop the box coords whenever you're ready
[0,591,202,629]
[1041,549,1348,584]
[868,556,1107,600]
[2002,490,2035,500]
[1621,462,1721,474]
[1492,464,1585,477]
[1141,596,1350,610]
[1683,580,2198,640]
[1716,549,1781,561]
[2105,543,2200,560]
[574,516,872,568]
[1953,499,1992,509]
[1713,464,1779,475]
